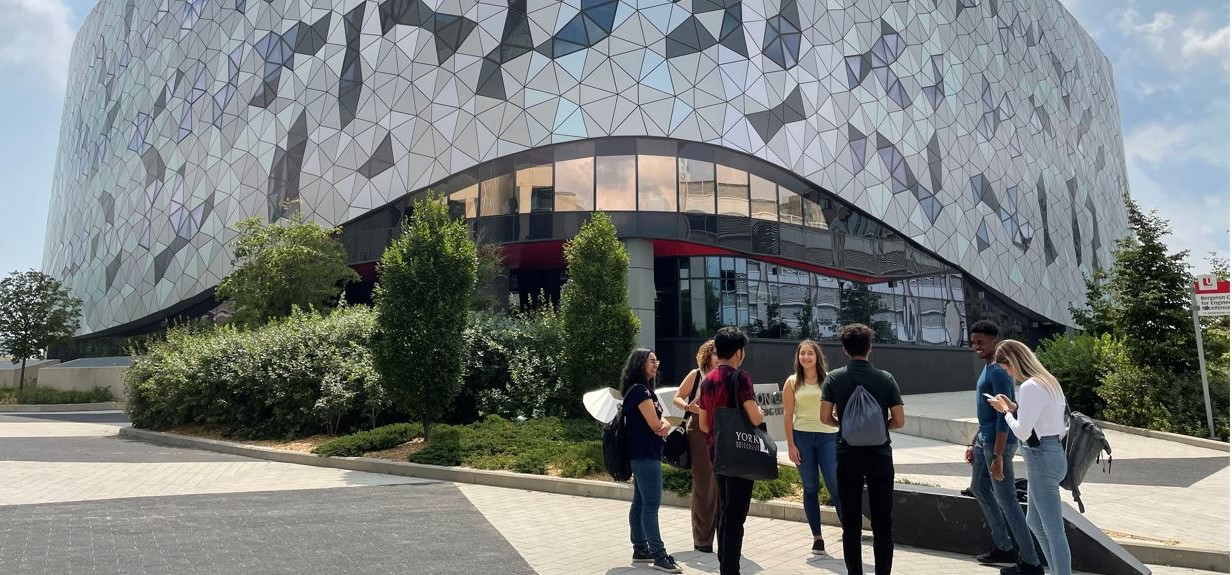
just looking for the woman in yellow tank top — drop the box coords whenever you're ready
[783,339,842,556]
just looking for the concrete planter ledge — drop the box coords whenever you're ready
[1094,420,1229,452]
[0,401,125,412]
[902,413,1230,453]
[118,427,1225,573]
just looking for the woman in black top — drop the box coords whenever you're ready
[621,348,680,573]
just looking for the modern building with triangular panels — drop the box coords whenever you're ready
[44,0,1129,391]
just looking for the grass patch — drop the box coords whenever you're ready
[0,386,113,405]
[408,416,604,478]
[313,423,424,457]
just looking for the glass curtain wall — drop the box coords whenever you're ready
[664,255,968,346]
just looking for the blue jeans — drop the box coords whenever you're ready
[970,439,1040,566]
[630,458,666,557]
[1024,437,1071,575]
[793,430,842,535]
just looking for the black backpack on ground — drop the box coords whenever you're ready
[602,399,632,482]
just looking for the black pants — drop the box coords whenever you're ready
[715,474,754,575]
[837,449,895,575]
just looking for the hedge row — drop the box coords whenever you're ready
[125,306,383,438]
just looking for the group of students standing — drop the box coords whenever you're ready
[617,320,1073,575]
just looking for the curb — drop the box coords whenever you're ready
[118,427,1225,572]
[1094,420,1229,452]
[0,402,125,412]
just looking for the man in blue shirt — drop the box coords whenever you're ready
[966,321,1042,575]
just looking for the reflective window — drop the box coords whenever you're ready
[778,184,803,226]
[554,157,594,212]
[516,166,553,213]
[680,158,716,214]
[595,155,635,211]
[480,174,516,216]
[717,165,749,216]
[659,255,966,346]
[638,155,677,212]
[802,194,826,229]
[448,184,478,219]
[750,175,777,220]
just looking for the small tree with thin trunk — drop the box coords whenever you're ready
[215,215,360,326]
[372,195,477,440]
[0,270,82,393]
[560,213,638,409]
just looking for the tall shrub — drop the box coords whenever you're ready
[373,195,477,440]
[560,213,638,410]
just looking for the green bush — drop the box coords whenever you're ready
[0,386,113,405]
[1036,333,1116,417]
[455,308,571,423]
[662,465,693,496]
[410,425,462,466]
[754,465,805,502]
[313,422,423,457]
[124,306,383,439]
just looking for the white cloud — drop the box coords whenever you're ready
[1114,7,1230,70]
[0,0,76,93]
[1117,8,1175,51]
[1123,121,1229,167]
[1128,162,1230,273]
[1181,24,1230,68]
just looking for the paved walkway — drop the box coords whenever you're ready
[0,411,1222,574]
[890,392,1230,550]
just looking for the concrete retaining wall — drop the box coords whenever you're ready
[36,365,129,401]
[0,359,59,389]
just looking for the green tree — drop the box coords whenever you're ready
[215,216,360,326]
[0,270,82,392]
[1102,197,1196,374]
[560,213,638,409]
[1036,332,1116,417]
[471,239,508,312]
[373,195,477,440]
[1069,267,1116,335]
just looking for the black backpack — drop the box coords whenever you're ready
[602,403,632,482]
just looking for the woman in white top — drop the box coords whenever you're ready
[987,339,1071,575]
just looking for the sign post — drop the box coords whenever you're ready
[1191,275,1229,440]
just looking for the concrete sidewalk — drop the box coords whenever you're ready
[889,392,1229,552]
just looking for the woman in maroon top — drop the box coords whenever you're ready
[698,327,763,575]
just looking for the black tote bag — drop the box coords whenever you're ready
[711,369,778,481]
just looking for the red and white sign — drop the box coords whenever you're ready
[1194,275,1230,317]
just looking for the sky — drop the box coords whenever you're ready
[0,0,1227,279]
